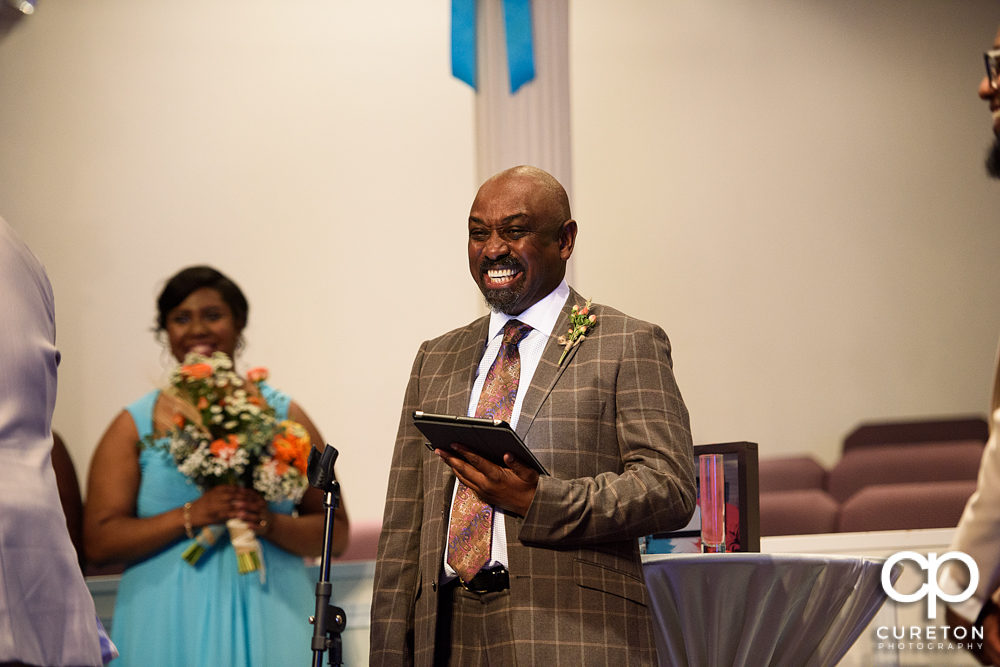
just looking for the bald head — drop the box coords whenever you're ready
[480,166,572,234]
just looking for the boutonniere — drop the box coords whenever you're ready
[557,299,597,365]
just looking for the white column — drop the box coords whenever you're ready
[474,0,572,202]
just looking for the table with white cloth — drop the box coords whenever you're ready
[641,552,898,667]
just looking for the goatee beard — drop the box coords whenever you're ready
[479,257,523,314]
[986,137,1000,179]
[483,291,520,314]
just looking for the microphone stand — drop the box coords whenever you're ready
[307,445,346,667]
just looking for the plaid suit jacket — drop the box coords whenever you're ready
[371,288,696,667]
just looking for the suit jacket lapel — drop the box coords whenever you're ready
[515,287,586,440]
[438,315,491,504]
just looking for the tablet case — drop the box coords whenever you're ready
[413,411,549,476]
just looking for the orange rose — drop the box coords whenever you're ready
[272,421,310,473]
[273,438,304,467]
[197,396,209,410]
[172,413,186,429]
[275,460,289,476]
[246,367,269,383]
[210,434,239,458]
[180,363,213,380]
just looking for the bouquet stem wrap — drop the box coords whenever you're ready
[181,520,266,583]
[227,518,266,583]
[182,524,225,565]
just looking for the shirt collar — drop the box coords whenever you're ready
[487,279,570,341]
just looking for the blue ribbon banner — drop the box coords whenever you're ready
[451,0,536,94]
[451,0,477,89]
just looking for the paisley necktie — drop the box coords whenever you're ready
[446,319,532,584]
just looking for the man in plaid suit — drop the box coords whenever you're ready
[371,166,696,667]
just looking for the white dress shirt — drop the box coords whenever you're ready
[441,280,570,581]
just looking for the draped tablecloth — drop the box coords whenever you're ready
[641,553,899,667]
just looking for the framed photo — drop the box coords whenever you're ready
[643,441,760,554]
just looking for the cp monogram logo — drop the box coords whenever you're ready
[881,551,979,619]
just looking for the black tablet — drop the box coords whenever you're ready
[413,411,549,476]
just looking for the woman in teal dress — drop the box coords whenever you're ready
[84,266,349,667]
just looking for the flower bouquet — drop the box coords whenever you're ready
[146,352,311,578]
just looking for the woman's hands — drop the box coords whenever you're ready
[187,486,271,537]
[231,487,271,536]
[189,485,241,527]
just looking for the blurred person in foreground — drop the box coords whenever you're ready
[0,216,111,667]
[941,23,1000,667]
[84,266,348,667]
[370,166,696,666]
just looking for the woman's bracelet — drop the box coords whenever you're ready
[182,502,195,539]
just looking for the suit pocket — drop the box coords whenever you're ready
[573,559,648,607]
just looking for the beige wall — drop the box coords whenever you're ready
[570,0,1000,463]
[0,0,998,528]
[0,0,480,526]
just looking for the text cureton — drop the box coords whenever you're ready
[876,626,984,641]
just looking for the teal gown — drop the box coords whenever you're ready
[110,385,315,667]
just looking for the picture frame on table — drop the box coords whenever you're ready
[642,441,760,554]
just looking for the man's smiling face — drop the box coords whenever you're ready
[467,171,575,315]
